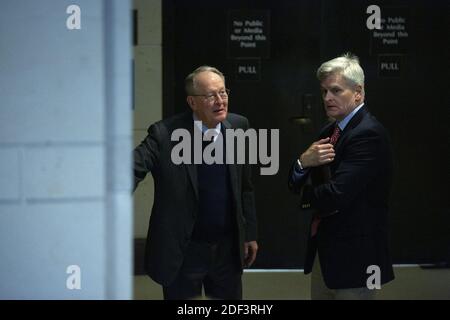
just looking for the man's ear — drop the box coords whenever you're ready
[187,96,196,111]
[355,85,363,102]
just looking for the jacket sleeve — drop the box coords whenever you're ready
[288,160,315,212]
[288,160,311,194]
[133,123,161,191]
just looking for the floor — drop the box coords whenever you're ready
[134,266,450,300]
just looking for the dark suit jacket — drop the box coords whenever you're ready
[289,106,395,289]
[134,111,257,286]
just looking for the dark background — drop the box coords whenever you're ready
[161,0,449,268]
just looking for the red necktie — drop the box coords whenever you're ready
[329,125,341,146]
[311,125,341,237]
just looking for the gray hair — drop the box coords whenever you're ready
[317,53,365,89]
[185,66,225,95]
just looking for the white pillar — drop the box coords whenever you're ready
[0,0,132,299]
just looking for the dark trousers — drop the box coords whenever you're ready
[163,236,242,300]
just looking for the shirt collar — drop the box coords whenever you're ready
[193,113,222,139]
[337,103,364,131]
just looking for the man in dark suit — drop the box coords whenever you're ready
[134,66,258,300]
[289,53,394,299]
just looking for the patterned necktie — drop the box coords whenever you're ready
[329,125,341,146]
[311,124,341,237]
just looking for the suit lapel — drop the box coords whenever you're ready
[316,106,369,179]
[319,121,335,139]
[315,105,369,181]
[186,160,199,201]
[176,112,199,200]
[222,118,240,205]
[334,105,369,152]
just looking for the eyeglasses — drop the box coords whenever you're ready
[191,89,230,102]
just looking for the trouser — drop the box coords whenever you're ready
[163,236,242,300]
[311,254,377,300]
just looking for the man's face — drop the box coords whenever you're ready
[187,71,228,128]
[320,73,363,121]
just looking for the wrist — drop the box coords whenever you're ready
[298,154,308,169]
[296,159,303,170]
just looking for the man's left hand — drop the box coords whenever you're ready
[244,241,258,268]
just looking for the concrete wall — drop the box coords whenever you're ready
[0,0,132,299]
[133,0,162,239]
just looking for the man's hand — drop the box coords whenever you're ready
[300,137,335,168]
[244,241,258,268]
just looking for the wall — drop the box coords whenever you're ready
[0,0,132,299]
[133,0,163,240]
[162,0,450,267]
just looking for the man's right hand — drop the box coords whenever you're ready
[299,137,335,168]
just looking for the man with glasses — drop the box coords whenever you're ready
[134,66,258,299]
